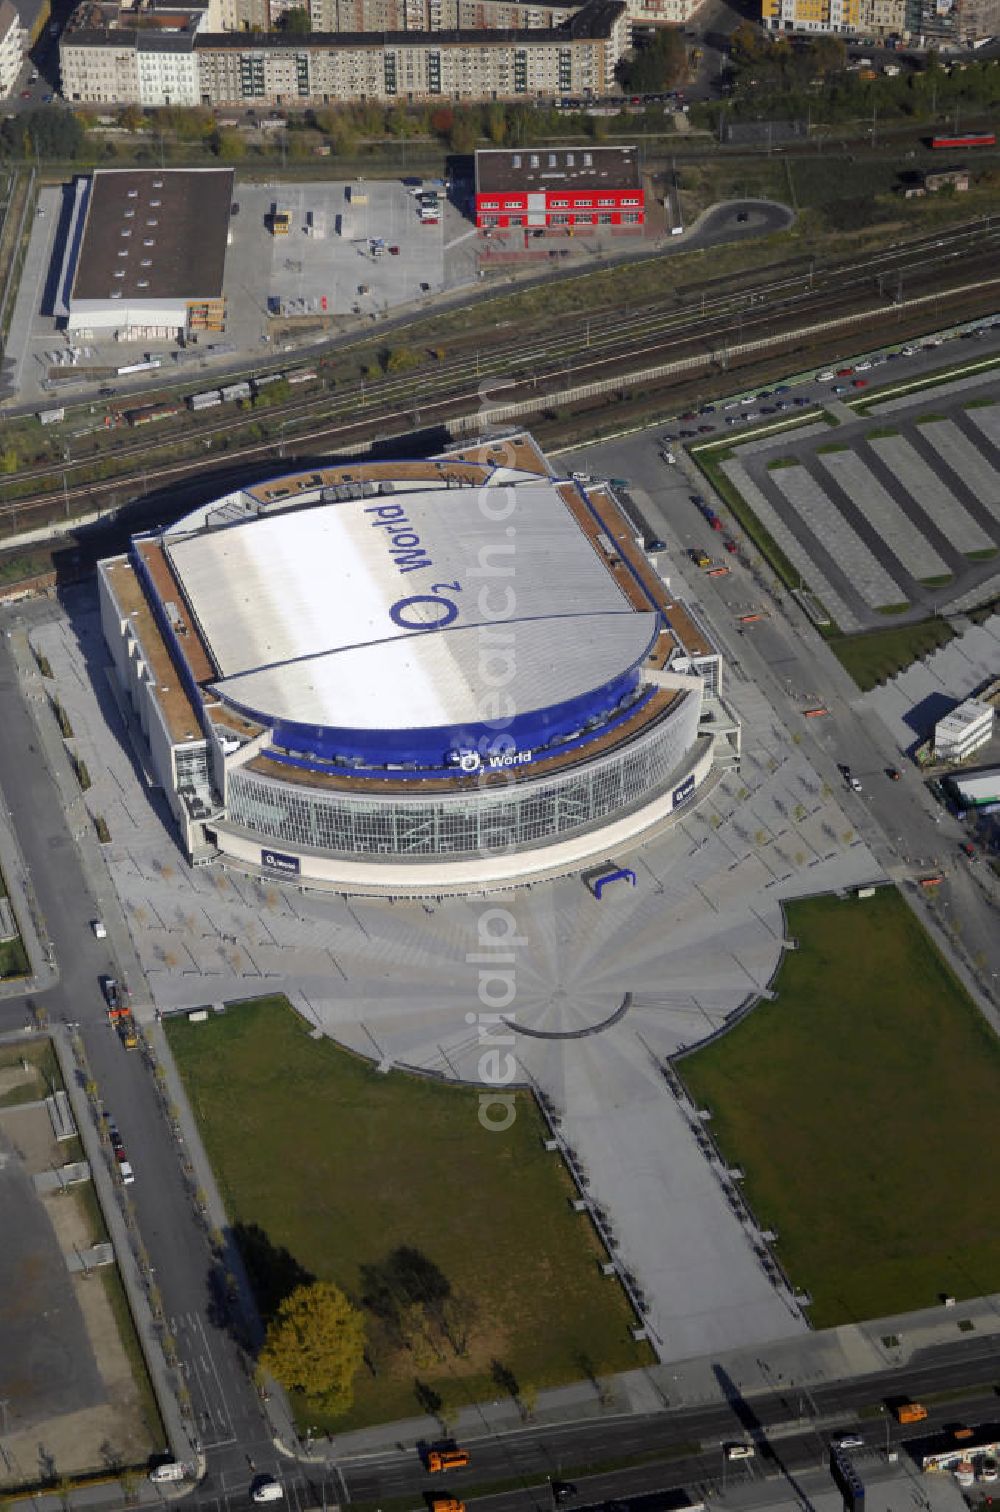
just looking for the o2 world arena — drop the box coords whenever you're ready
[98,433,741,892]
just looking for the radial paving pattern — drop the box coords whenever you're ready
[33,601,884,1364]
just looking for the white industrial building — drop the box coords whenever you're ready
[934,696,994,763]
[54,167,233,340]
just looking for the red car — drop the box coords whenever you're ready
[724,539,738,554]
[836,367,854,377]
[852,378,868,388]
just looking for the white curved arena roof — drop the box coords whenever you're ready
[164,480,656,730]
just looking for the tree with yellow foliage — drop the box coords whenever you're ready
[260,1282,365,1411]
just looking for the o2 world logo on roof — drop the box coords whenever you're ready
[365,499,464,632]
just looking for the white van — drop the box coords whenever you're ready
[149,1462,186,1484]
[251,1477,285,1504]
[725,1443,755,1461]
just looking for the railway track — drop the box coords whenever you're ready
[10,215,999,499]
[3,231,1000,541]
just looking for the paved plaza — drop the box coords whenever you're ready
[29,585,882,1365]
[714,377,1000,633]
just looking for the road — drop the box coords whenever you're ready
[219,1351,1000,1512]
[0,627,297,1507]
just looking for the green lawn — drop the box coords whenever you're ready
[827,617,955,690]
[167,997,649,1428]
[681,890,1000,1328]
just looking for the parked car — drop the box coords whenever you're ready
[149,1462,186,1485]
[250,1477,284,1505]
[91,919,107,939]
[101,975,120,1009]
[852,378,868,388]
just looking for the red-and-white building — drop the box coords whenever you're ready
[474,144,644,233]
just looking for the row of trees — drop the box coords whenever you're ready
[258,1246,481,1414]
[0,108,85,161]
[90,96,649,158]
[615,27,688,94]
[715,30,1000,123]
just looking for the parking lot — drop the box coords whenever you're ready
[2,175,480,408]
[677,345,1000,635]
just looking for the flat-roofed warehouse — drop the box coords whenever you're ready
[474,143,644,231]
[55,167,234,338]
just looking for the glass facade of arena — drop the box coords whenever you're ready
[225,691,701,858]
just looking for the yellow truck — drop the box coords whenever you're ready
[426,1449,470,1473]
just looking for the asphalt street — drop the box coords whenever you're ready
[0,628,284,1503]
[685,200,795,249]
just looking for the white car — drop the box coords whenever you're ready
[119,1160,135,1185]
[149,1462,186,1484]
[850,777,862,792]
[835,1433,864,1451]
[854,359,872,372]
[91,919,107,939]
[817,370,835,381]
[251,1477,284,1504]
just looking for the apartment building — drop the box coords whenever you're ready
[195,6,625,101]
[307,0,582,36]
[0,0,21,94]
[761,0,907,33]
[61,1,209,103]
[61,0,624,101]
[918,0,1000,42]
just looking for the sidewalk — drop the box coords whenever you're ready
[329,1289,1000,1459]
[7,624,153,1018]
[47,1023,200,1473]
[0,635,58,1000]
